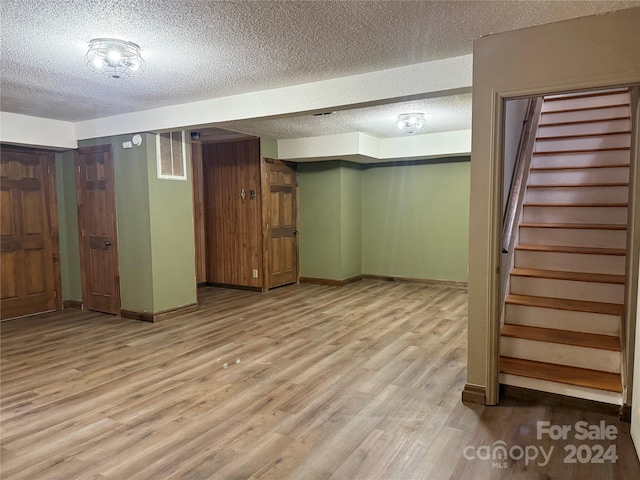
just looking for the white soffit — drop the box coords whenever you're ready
[278,130,471,163]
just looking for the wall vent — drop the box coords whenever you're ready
[157,131,187,180]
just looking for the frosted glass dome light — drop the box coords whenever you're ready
[396,113,426,134]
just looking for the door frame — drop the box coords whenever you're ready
[75,144,121,315]
[260,157,300,291]
[482,83,640,406]
[0,146,62,319]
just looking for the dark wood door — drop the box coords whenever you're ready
[75,145,121,314]
[203,139,263,288]
[1,149,61,319]
[264,159,298,289]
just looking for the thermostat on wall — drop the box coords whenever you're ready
[132,134,143,146]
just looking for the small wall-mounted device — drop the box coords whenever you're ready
[190,131,201,141]
[123,134,143,149]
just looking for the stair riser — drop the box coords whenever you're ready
[522,206,628,225]
[525,186,629,204]
[499,374,622,405]
[541,93,629,112]
[505,304,620,335]
[528,167,629,185]
[534,134,630,153]
[531,150,630,169]
[510,276,624,304]
[519,227,627,249]
[500,337,620,373]
[539,105,630,125]
[514,250,625,275]
[537,119,630,138]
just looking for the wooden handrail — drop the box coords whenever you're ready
[502,97,543,253]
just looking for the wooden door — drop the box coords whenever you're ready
[203,139,263,288]
[1,149,61,319]
[75,145,121,314]
[263,159,298,289]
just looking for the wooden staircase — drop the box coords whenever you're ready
[499,88,632,405]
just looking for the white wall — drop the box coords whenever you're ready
[0,112,76,149]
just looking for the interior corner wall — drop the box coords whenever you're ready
[361,159,470,281]
[78,135,154,313]
[468,8,640,400]
[298,157,470,282]
[147,135,197,313]
[56,151,82,301]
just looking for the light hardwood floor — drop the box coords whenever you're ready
[1,280,638,479]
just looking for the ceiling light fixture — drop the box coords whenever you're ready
[396,113,426,134]
[86,38,145,79]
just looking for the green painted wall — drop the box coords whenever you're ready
[146,135,197,312]
[78,135,155,312]
[56,152,82,301]
[340,164,362,279]
[260,137,278,159]
[298,162,342,279]
[297,158,470,282]
[60,134,196,314]
[361,159,470,282]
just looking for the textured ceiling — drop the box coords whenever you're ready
[220,94,472,139]
[1,0,639,139]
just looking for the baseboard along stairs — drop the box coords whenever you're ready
[499,88,632,405]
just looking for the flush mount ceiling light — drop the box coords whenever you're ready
[396,113,426,134]
[86,38,145,79]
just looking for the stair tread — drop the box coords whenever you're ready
[520,222,627,230]
[506,294,623,315]
[515,244,626,256]
[527,182,629,188]
[510,268,624,284]
[501,324,620,351]
[531,164,629,171]
[523,203,627,208]
[500,357,622,393]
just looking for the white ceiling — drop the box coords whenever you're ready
[1,1,639,140]
[219,94,472,139]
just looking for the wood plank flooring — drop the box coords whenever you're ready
[1,280,638,479]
